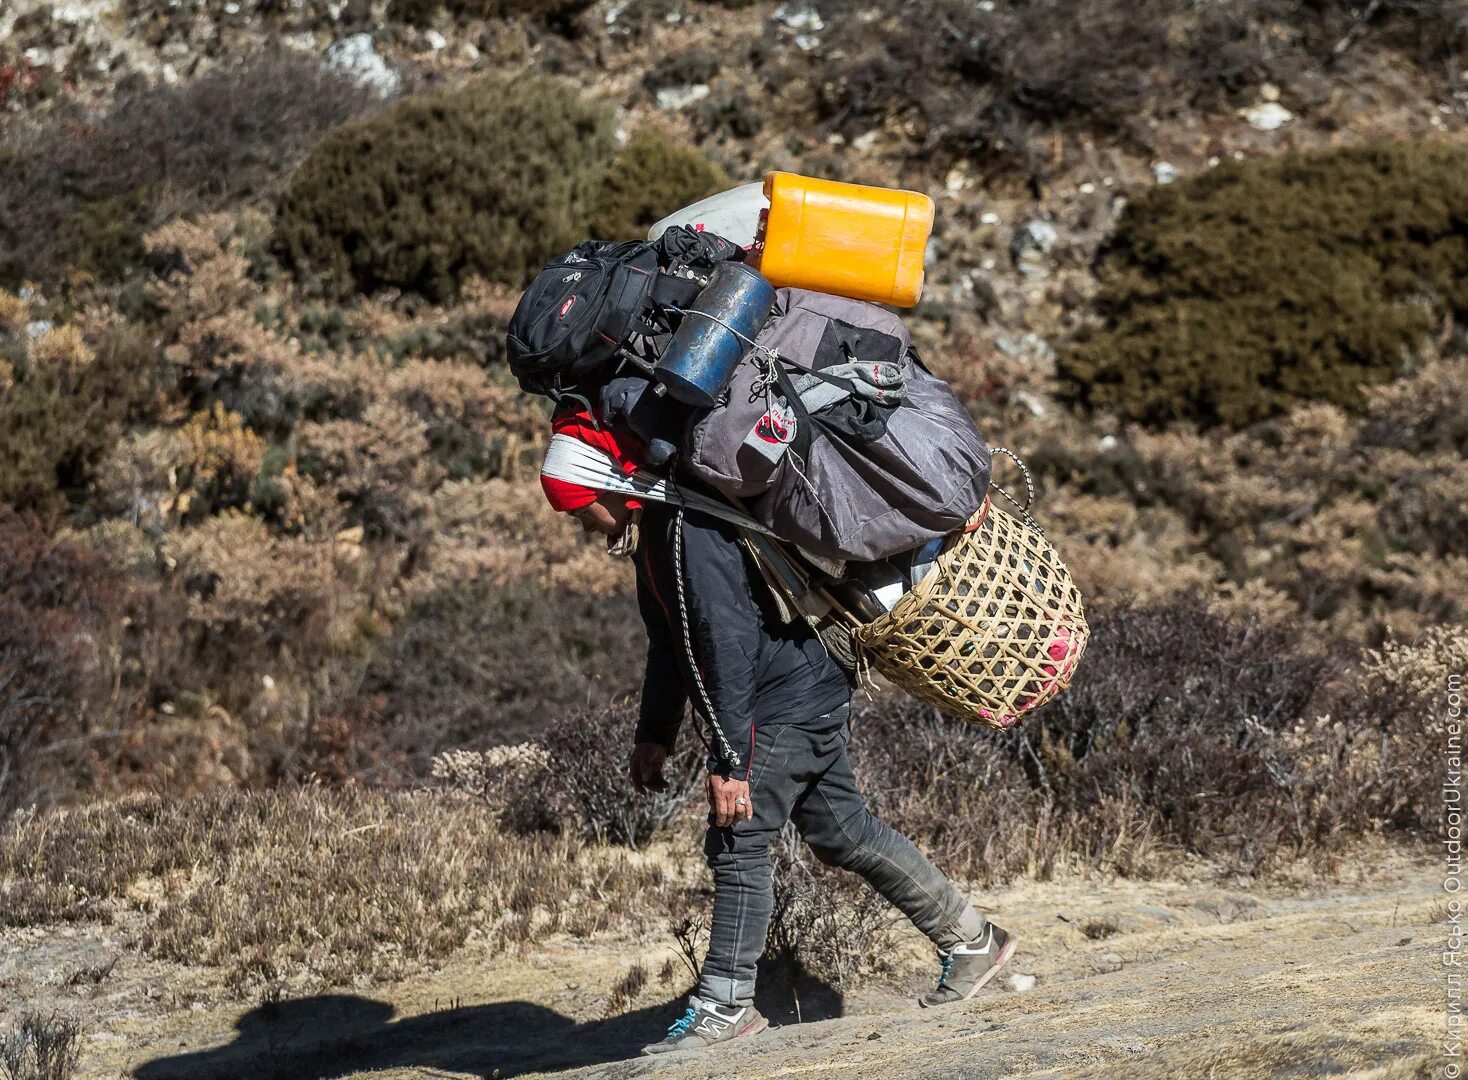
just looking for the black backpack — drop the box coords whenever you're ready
[506,241,662,397]
[506,229,745,398]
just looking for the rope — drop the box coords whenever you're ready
[673,503,743,773]
[988,446,1044,536]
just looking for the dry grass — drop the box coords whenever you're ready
[0,788,685,994]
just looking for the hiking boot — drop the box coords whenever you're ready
[640,997,768,1055]
[919,923,1017,1008]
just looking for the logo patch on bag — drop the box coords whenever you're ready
[559,295,577,319]
[744,397,797,465]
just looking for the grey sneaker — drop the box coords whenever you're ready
[919,923,1017,1007]
[640,997,769,1055]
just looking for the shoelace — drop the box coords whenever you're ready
[666,1006,701,1038]
[937,952,955,988]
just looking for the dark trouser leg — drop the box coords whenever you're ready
[696,723,804,1007]
[791,711,986,951]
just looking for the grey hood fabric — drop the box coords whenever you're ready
[681,289,991,562]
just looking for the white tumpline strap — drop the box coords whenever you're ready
[540,434,776,536]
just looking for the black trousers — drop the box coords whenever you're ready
[696,704,987,1006]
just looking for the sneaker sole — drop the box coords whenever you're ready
[737,1015,770,1039]
[961,934,1018,1001]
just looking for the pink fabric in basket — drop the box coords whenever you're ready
[978,624,1079,729]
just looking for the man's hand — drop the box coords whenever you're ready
[628,742,670,794]
[707,774,753,827]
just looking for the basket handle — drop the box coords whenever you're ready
[989,446,1045,536]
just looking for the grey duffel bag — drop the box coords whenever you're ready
[680,288,991,562]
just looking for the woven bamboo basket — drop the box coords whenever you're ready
[852,497,1088,729]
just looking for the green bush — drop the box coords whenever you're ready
[275,78,616,300]
[590,130,730,241]
[1059,140,1468,428]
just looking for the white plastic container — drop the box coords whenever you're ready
[647,182,769,252]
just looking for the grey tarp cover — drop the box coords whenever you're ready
[681,288,991,562]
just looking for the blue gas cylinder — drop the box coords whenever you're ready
[655,261,776,408]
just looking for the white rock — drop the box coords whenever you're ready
[1207,155,1221,167]
[794,33,821,51]
[25,320,54,340]
[1152,161,1177,185]
[1011,219,1058,256]
[424,29,447,51]
[1007,973,1037,992]
[325,33,401,97]
[773,3,824,32]
[655,84,710,110]
[1098,434,1118,452]
[1240,101,1293,131]
[944,168,969,195]
[1018,332,1057,365]
[53,3,103,23]
[23,48,52,67]
[1078,181,1096,194]
[1016,391,1047,418]
[851,130,879,152]
[1260,82,1280,102]
[224,1,240,12]
[980,257,996,271]
[460,42,479,61]
[980,211,1001,225]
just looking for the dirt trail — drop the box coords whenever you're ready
[19,857,1438,1079]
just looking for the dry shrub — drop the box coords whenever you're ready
[0,290,155,512]
[812,0,1468,179]
[1009,355,1468,642]
[533,702,703,847]
[0,52,378,286]
[14,213,598,802]
[365,582,648,757]
[853,598,1444,879]
[431,706,702,847]
[390,0,597,27]
[763,829,897,992]
[0,512,121,816]
[0,1013,81,1080]
[0,788,681,990]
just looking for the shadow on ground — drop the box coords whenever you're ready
[133,971,843,1079]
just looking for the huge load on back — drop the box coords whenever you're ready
[507,172,1088,729]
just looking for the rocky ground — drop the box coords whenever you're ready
[3,848,1437,1079]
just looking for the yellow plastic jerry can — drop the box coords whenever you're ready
[755,172,934,308]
